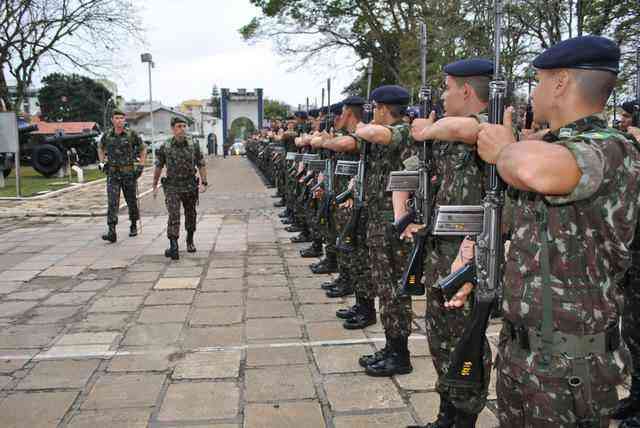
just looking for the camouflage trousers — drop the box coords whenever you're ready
[335,207,372,296]
[318,199,337,259]
[496,325,624,428]
[367,218,412,339]
[106,174,139,226]
[622,277,640,372]
[164,190,198,239]
[423,238,491,415]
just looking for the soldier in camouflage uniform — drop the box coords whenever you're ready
[401,59,494,427]
[466,36,640,427]
[152,117,208,260]
[323,85,415,377]
[97,109,146,243]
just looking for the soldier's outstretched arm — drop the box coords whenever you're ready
[413,116,482,145]
[354,124,392,145]
[321,135,357,152]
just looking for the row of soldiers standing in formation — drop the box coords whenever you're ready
[248,33,640,428]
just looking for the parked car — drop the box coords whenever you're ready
[230,141,246,156]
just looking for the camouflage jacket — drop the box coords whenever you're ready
[156,136,205,192]
[504,114,640,337]
[98,128,143,170]
[363,121,414,229]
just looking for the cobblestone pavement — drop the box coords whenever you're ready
[0,157,627,427]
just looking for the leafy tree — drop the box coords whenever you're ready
[38,73,113,125]
[264,98,292,120]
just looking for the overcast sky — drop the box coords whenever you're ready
[104,0,358,109]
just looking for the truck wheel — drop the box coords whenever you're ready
[32,144,63,177]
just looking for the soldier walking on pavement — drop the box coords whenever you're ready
[98,109,146,243]
[152,117,208,260]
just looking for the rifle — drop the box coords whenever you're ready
[335,58,374,252]
[634,45,639,127]
[438,0,507,396]
[386,22,435,296]
[334,160,359,204]
[525,66,534,129]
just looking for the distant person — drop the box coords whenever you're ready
[97,109,146,243]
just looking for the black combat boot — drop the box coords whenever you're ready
[365,335,413,377]
[326,281,354,298]
[613,374,640,420]
[285,225,303,233]
[129,222,138,237]
[278,209,292,218]
[323,275,347,291]
[290,231,312,243]
[359,333,391,368]
[273,200,285,207]
[343,298,376,329]
[454,411,478,428]
[281,217,294,225]
[310,255,338,274]
[102,225,117,243]
[336,293,360,318]
[186,231,196,253]
[407,398,456,428]
[300,241,323,258]
[164,239,179,260]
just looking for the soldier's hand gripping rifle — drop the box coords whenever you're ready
[308,158,335,226]
[386,22,435,296]
[438,0,507,396]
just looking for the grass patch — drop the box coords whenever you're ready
[0,166,106,198]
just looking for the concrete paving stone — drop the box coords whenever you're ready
[409,391,441,425]
[42,292,95,306]
[0,350,38,373]
[250,265,286,276]
[306,321,368,342]
[163,267,204,277]
[119,271,161,283]
[172,350,241,379]
[0,300,38,317]
[0,282,22,295]
[0,374,11,389]
[16,359,100,389]
[40,265,86,277]
[81,373,166,409]
[297,289,343,304]
[89,259,131,271]
[477,408,500,427]
[290,276,332,289]
[200,278,245,291]
[122,323,183,346]
[246,318,302,340]
[324,374,404,412]
[154,277,200,290]
[66,408,152,428]
[313,345,374,374]
[137,305,190,324]
[4,289,51,300]
[58,256,98,266]
[333,412,416,428]
[209,258,245,268]
[144,290,196,305]
[88,296,145,313]
[299,303,346,322]
[103,282,154,297]
[56,332,119,346]
[0,270,40,282]
[194,291,244,307]
[69,313,130,332]
[181,326,243,349]
[393,357,437,391]
[288,266,320,278]
[189,307,243,326]
[206,268,245,279]
[108,347,178,372]
[407,335,430,357]
[245,402,325,428]
[246,300,296,318]
[247,287,291,300]
[0,325,62,349]
[245,366,316,401]
[245,345,309,367]
[39,344,113,359]
[245,256,282,265]
[286,257,319,267]
[127,262,166,272]
[0,390,79,428]
[247,275,287,287]
[248,249,279,256]
[157,381,240,421]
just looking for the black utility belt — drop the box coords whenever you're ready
[504,319,620,358]
[161,176,198,184]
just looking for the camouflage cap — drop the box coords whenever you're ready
[170,116,187,127]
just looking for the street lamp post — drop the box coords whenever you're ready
[141,53,155,164]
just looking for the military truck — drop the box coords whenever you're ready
[0,118,99,178]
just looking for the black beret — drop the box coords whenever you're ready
[330,103,343,115]
[320,106,329,115]
[342,96,366,106]
[370,85,410,105]
[444,58,494,77]
[533,35,620,74]
[112,109,125,117]
[308,109,319,118]
[622,100,639,115]
[294,111,308,119]
[170,116,187,126]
